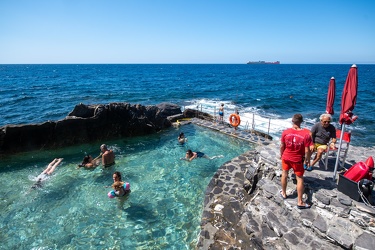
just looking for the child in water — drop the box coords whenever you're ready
[110,181,131,198]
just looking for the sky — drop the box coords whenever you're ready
[1,0,374,64]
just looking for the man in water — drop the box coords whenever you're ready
[98,144,115,168]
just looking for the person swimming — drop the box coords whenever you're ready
[96,144,115,168]
[77,155,100,168]
[31,158,63,189]
[105,171,123,188]
[181,149,223,161]
[178,132,188,144]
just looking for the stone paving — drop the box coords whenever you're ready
[187,118,375,250]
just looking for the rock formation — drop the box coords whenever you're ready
[0,102,183,156]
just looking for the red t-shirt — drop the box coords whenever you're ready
[281,128,313,163]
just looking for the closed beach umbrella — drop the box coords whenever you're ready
[339,64,358,123]
[334,64,358,181]
[326,77,336,115]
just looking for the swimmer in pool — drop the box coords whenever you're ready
[178,132,188,144]
[181,149,223,161]
[32,158,63,189]
[77,155,101,169]
[96,144,115,168]
[105,171,123,188]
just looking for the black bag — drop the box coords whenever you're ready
[358,179,374,205]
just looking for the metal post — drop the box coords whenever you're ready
[214,107,216,123]
[252,113,255,130]
[267,118,271,136]
[333,123,346,181]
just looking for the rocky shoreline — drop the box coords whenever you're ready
[191,118,375,250]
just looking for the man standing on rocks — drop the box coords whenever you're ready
[280,114,313,209]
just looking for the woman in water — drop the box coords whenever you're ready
[78,155,100,168]
[177,132,188,144]
[105,171,123,188]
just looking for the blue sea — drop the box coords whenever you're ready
[1,64,374,146]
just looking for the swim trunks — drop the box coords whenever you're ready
[103,162,115,168]
[219,111,223,116]
[196,152,205,158]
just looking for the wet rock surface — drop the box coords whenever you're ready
[192,118,375,250]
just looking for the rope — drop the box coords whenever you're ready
[357,180,375,208]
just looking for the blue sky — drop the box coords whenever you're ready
[1,0,374,64]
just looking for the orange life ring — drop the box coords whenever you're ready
[229,114,240,127]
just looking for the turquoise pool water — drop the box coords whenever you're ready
[0,124,253,249]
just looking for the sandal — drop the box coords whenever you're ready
[297,203,311,209]
[279,190,287,199]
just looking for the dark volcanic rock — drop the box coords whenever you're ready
[0,102,182,156]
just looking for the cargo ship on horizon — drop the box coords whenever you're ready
[247,60,280,64]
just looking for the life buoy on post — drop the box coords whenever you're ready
[229,114,241,127]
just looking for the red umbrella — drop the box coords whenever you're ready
[326,77,336,115]
[339,64,358,125]
[334,64,358,181]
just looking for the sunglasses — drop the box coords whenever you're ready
[322,121,331,124]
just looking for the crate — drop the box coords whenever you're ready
[337,173,361,201]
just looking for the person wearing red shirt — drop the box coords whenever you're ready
[280,114,313,209]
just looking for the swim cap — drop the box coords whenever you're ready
[108,190,116,198]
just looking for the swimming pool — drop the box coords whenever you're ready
[0,124,253,249]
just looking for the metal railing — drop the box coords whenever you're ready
[182,105,283,138]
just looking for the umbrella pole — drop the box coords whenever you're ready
[333,123,346,181]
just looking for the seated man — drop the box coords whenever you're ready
[310,114,337,168]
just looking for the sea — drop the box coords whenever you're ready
[1,64,375,147]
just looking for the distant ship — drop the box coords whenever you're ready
[247,61,280,64]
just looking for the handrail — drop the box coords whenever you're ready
[183,104,284,138]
